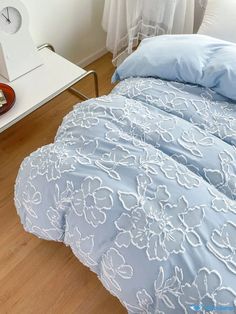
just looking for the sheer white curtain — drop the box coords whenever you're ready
[194,0,208,32]
[102,0,195,65]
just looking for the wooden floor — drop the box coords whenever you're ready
[0,53,126,314]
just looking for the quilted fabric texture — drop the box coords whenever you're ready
[15,76,236,313]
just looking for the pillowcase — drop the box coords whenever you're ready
[198,0,236,43]
[112,34,236,101]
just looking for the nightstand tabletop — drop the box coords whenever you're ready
[0,48,86,133]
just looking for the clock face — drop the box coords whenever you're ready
[0,7,22,34]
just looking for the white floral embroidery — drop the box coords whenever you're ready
[208,188,236,214]
[24,217,64,241]
[126,267,236,314]
[96,145,136,180]
[160,157,200,189]
[115,174,205,261]
[146,199,186,261]
[179,268,236,313]
[15,76,236,314]
[30,144,77,182]
[158,91,189,117]
[219,150,236,199]
[75,136,98,165]
[22,181,41,219]
[71,103,105,128]
[114,77,236,146]
[181,205,205,247]
[72,177,113,228]
[138,150,163,176]
[112,77,156,98]
[153,114,176,143]
[65,226,97,267]
[47,182,74,229]
[101,248,133,292]
[207,221,236,275]
[178,127,214,158]
[171,153,200,174]
[105,122,148,149]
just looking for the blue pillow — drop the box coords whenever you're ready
[112,34,236,101]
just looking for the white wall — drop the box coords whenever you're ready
[21,0,107,66]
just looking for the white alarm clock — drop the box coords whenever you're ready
[0,0,42,81]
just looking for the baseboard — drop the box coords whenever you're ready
[77,47,107,68]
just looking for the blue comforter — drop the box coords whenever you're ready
[15,35,236,313]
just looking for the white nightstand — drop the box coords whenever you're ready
[0,44,99,133]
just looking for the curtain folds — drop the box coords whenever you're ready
[102,0,206,65]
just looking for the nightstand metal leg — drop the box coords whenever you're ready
[69,70,99,100]
[37,43,99,100]
[37,43,55,52]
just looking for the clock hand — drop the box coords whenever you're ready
[6,8,10,21]
[1,13,11,23]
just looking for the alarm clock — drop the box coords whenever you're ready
[0,0,42,81]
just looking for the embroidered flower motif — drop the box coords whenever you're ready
[154,266,183,312]
[153,114,176,143]
[100,248,133,292]
[30,144,77,182]
[146,197,187,261]
[96,145,136,180]
[115,207,149,249]
[207,221,236,275]
[219,151,236,199]
[111,99,153,125]
[158,92,176,111]
[178,127,214,158]
[158,91,188,117]
[115,174,190,261]
[191,97,236,146]
[72,177,113,227]
[47,182,74,230]
[204,169,224,188]
[171,153,200,174]
[126,266,182,313]
[75,136,98,165]
[180,205,205,247]
[125,289,158,314]
[115,171,206,261]
[208,188,236,214]
[22,181,41,219]
[128,267,236,314]
[112,77,154,98]
[160,157,200,189]
[71,104,105,128]
[138,150,163,176]
[105,123,142,148]
[179,268,236,313]
[108,99,155,143]
[24,216,64,241]
[115,174,154,249]
[65,226,97,267]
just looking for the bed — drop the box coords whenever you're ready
[15,34,236,313]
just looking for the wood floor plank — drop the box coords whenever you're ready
[0,53,126,314]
